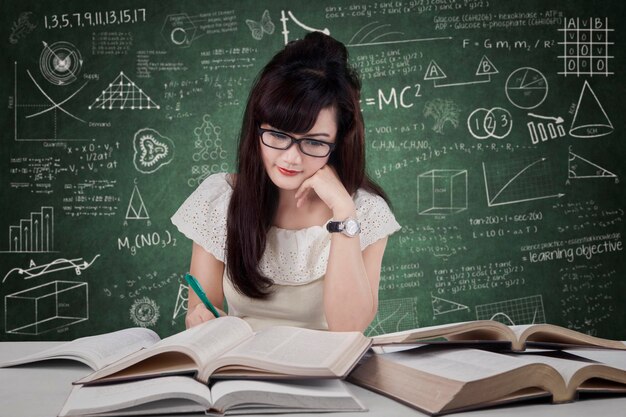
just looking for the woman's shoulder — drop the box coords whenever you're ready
[197,172,235,191]
[353,187,401,246]
[170,172,234,262]
[185,172,236,211]
[172,172,234,224]
[353,187,389,211]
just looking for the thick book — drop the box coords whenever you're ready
[59,376,366,416]
[371,320,626,351]
[0,327,160,370]
[76,316,371,385]
[348,346,626,415]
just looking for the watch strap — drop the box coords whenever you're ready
[326,221,344,233]
[326,218,360,237]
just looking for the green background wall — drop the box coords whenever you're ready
[1,0,624,340]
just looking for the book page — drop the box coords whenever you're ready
[150,316,253,365]
[511,324,626,349]
[211,379,364,413]
[371,343,429,354]
[507,352,593,386]
[371,320,510,345]
[78,317,253,384]
[371,321,475,344]
[204,327,366,377]
[212,378,355,401]
[0,327,160,370]
[58,376,212,416]
[565,348,626,370]
[383,348,533,382]
[512,350,626,394]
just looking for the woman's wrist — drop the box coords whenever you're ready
[331,199,357,219]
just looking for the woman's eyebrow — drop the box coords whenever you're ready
[304,132,331,138]
[265,125,332,138]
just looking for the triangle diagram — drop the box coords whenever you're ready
[568,150,617,179]
[432,294,469,315]
[569,81,613,138]
[424,60,447,80]
[89,72,160,110]
[173,284,189,320]
[126,184,150,220]
[475,55,498,76]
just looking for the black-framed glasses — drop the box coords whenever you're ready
[258,127,336,158]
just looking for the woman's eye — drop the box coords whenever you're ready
[272,132,290,140]
[304,139,324,147]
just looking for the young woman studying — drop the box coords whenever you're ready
[171,32,400,333]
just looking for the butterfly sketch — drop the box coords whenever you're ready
[246,10,275,40]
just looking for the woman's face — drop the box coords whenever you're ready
[260,107,337,191]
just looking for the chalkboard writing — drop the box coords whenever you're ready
[1,0,624,341]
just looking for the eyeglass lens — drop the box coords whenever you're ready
[261,130,332,157]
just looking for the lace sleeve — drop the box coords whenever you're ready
[170,173,232,262]
[355,190,402,250]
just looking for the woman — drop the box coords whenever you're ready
[171,32,400,332]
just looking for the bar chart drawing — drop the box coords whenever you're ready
[527,114,566,144]
[5,206,55,253]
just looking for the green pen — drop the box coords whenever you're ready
[185,273,221,318]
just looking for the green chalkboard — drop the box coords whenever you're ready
[1,0,624,341]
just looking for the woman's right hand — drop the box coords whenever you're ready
[185,303,227,328]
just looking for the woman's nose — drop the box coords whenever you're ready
[281,142,303,164]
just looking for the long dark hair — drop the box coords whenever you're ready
[226,32,388,298]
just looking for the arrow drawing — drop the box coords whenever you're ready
[527,113,565,124]
[2,254,100,283]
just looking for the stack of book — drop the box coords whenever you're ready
[347,320,626,415]
[0,316,371,416]
[2,318,625,416]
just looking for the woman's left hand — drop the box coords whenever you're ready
[294,166,356,217]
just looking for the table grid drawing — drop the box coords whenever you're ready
[558,17,614,76]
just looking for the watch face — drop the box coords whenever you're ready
[344,219,360,236]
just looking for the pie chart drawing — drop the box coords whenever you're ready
[505,67,548,110]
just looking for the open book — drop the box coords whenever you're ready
[0,328,160,370]
[371,320,626,352]
[77,316,371,385]
[59,376,366,416]
[348,346,626,415]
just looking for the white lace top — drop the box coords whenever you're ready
[171,173,401,330]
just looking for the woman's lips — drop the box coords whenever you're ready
[277,166,300,176]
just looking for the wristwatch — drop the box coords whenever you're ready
[326,217,361,237]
